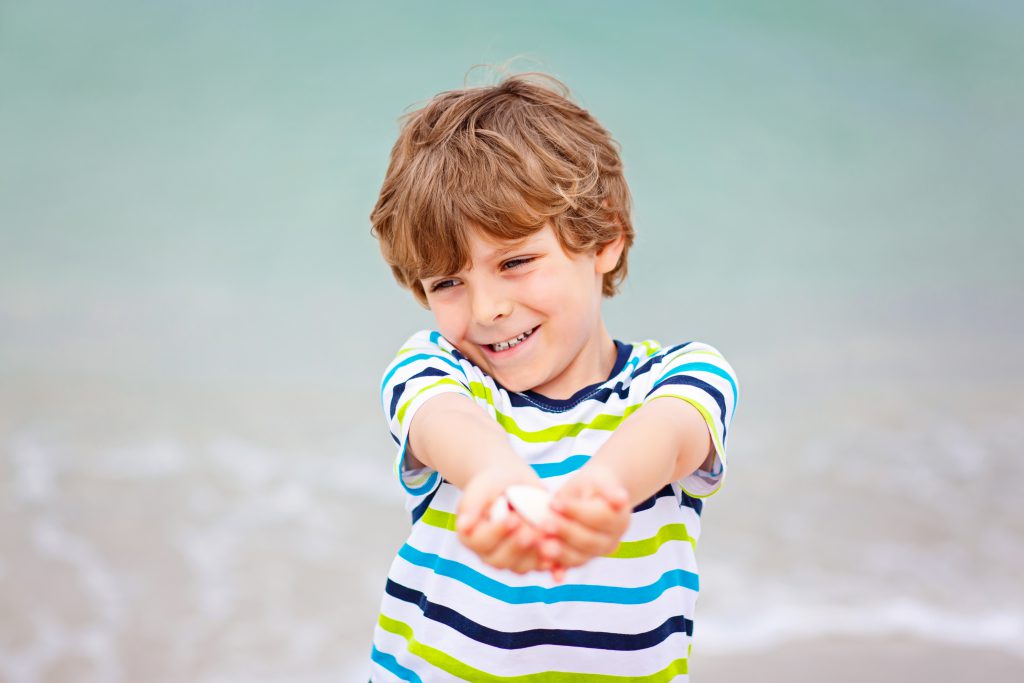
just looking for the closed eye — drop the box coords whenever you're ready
[429,278,459,292]
[501,257,535,271]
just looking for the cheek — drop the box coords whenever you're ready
[525,267,595,316]
[523,268,578,309]
[429,301,468,339]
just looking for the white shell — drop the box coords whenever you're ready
[488,494,511,523]
[505,485,552,527]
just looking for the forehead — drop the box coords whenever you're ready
[413,220,557,282]
[464,225,544,262]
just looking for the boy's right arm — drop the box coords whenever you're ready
[408,392,551,575]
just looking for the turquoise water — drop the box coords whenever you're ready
[2,0,1020,380]
[2,1,1022,680]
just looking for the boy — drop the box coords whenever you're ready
[368,73,738,681]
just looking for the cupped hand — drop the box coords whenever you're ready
[456,467,551,575]
[540,462,631,572]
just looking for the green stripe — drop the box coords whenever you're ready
[396,377,468,424]
[468,381,498,404]
[420,507,458,531]
[608,523,696,557]
[495,404,641,441]
[638,340,661,357]
[420,510,695,556]
[378,613,688,681]
[397,377,634,443]
[468,381,642,442]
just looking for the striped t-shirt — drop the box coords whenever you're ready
[370,330,738,682]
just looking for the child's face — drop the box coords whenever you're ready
[421,223,623,398]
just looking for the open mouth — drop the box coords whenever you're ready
[487,326,538,353]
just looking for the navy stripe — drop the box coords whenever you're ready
[389,367,452,419]
[648,375,729,441]
[502,340,691,410]
[633,484,703,515]
[633,485,676,513]
[679,489,704,515]
[385,579,692,651]
[511,341,634,411]
[631,343,693,380]
[504,380,634,409]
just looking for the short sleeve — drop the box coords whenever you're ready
[380,330,473,496]
[643,342,739,497]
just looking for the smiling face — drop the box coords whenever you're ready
[421,224,625,399]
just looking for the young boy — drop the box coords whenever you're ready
[368,73,738,681]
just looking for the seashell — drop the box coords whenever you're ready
[488,494,511,523]
[505,485,552,527]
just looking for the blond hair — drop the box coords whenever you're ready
[370,72,634,306]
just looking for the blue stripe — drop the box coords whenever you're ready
[410,486,441,525]
[370,645,422,682]
[631,343,693,380]
[381,353,465,407]
[385,579,692,650]
[397,441,440,496]
[397,544,699,604]
[658,362,738,407]
[531,454,590,478]
[402,470,438,496]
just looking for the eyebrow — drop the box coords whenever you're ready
[423,235,538,282]
[480,237,534,262]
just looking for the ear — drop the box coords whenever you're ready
[594,231,626,275]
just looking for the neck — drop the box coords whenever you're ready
[537,322,618,400]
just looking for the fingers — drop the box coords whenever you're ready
[539,536,591,568]
[458,509,519,557]
[457,486,499,537]
[461,512,549,574]
[545,511,622,557]
[553,474,628,512]
[556,492,628,533]
[592,479,629,510]
[488,523,541,573]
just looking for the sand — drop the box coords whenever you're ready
[693,637,1023,683]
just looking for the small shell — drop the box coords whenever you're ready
[505,485,552,527]
[488,494,511,523]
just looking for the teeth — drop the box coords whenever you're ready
[490,328,533,352]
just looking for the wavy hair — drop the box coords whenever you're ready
[370,72,634,306]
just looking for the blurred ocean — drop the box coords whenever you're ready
[1,1,1022,681]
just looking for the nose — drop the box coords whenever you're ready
[470,282,513,325]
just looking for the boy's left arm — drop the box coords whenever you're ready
[542,398,713,566]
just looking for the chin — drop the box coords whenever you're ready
[492,372,538,394]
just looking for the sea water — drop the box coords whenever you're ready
[2,1,1022,680]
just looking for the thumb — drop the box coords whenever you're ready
[457,491,486,535]
[595,479,629,510]
[549,476,589,515]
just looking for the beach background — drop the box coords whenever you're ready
[2,1,1022,681]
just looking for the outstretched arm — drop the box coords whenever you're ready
[407,393,551,574]
[588,396,714,507]
[544,398,714,566]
